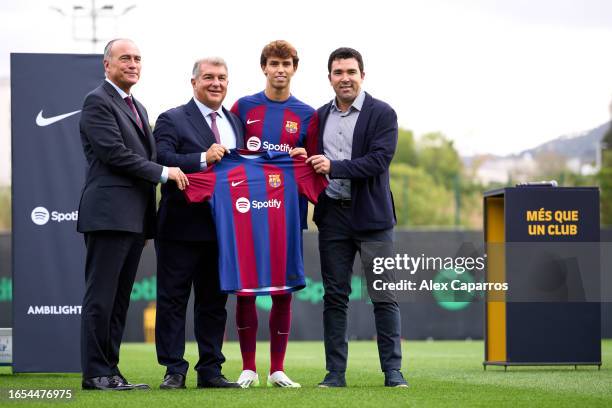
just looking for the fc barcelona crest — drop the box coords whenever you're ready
[285,120,298,134]
[268,174,282,188]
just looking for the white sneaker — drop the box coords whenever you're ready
[267,371,301,388]
[237,370,259,388]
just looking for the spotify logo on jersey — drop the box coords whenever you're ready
[247,136,261,151]
[235,197,251,213]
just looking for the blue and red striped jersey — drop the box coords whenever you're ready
[231,91,319,229]
[184,149,328,295]
[231,91,319,155]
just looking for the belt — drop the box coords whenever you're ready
[328,197,352,208]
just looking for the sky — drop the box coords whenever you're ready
[2,0,612,156]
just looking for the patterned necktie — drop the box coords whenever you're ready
[209,111,221,143]
[124,96,143,130]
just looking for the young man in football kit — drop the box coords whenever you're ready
[230,40,318,388]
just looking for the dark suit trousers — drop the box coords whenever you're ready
[81,231,144,378]
[155,239,227,380]
[316,195,402,373]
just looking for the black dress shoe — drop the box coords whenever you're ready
[113,374,151,390]
[160,373,186,389]
[384,370,408,387]
[197,375,241,388]
[318,371,346,388]
[82,376,133,391]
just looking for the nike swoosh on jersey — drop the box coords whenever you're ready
[36,109,81,127]
[231,180,246,187]
[246,119,261,125]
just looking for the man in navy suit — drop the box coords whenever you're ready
[153,57,243,389]
[306,47,407,388]
[78,38,188,391]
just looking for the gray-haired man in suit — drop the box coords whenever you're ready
[77,38,187,391]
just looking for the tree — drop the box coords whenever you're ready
[390,163,454,226]
[393,128,418,166]
[600,123,612,225]
[417,132,462,189]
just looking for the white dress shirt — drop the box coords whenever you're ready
[193,97,237,169]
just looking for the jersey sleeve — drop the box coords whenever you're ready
[292,156,328,204]
[230,100,240,116]
[304,110,319,156]
[184,168,217,203]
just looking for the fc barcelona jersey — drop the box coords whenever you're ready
[184,149,328,295]
[231,91,319,228]
[231,91,318,155]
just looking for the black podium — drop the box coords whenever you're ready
[483,186,601,368]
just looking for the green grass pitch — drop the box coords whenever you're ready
[1,340,611,407]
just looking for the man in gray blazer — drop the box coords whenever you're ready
[77,38,187,391]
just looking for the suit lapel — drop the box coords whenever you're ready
[351,93,373,159]
[133,98,155,158]
[223,107,244,149]
[318,102,332,155]
[105,83,146,137]
[185,99,217,147]
[102,81,151,155]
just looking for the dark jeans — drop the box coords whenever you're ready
[316,195,402,373]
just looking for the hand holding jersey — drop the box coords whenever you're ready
[305,154,331,174]
[289,147,307,158]
[206,143,231,165]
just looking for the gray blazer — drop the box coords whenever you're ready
[77,80,162,237]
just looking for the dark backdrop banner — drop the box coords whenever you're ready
[0,231,610,351]
[11,53,103,372]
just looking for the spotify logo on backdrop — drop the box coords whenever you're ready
[31,207,50,225]
[30,206,78,226]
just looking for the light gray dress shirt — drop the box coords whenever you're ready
[322,90,366,200]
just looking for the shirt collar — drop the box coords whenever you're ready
[331,89,365,113]
[193,97,224,120]
[105,78,130,99]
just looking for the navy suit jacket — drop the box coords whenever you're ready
[77,81,162,237]
[313,92,397,231]
[154,99,245,241]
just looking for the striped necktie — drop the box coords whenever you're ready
[124,96,143,130]
[209,111,221,143]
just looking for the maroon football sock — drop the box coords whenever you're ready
[269,293,292,374]
[236,295,258,372]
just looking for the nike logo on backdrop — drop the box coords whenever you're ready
[246,119,261,125]
[231,180,246,187]
[36,110,81,127]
